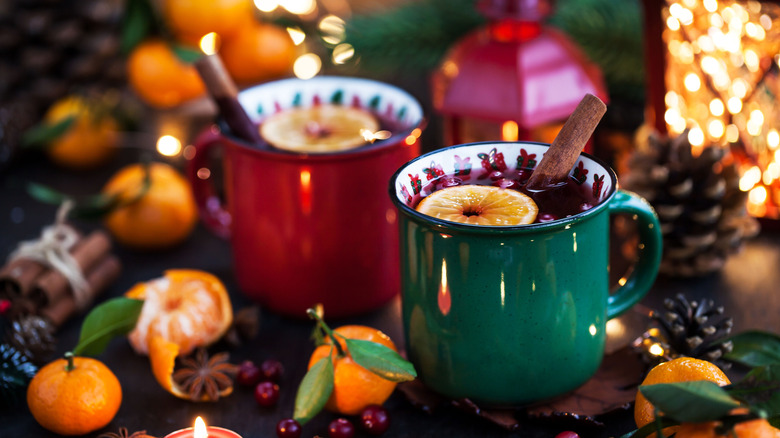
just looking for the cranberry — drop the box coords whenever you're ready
[276,418,301,438]
[254,381,280,407]
[328,418,355,438]
[360,405,390,435]
[237,360,261,387]
[538,213,559,222]
[579,202,594,212]
[260,359,285,382]
[488,170,504,181]
[554,432,580,438]
[439,176,462,188]
[492,178,521,190]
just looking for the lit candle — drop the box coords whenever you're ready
[164,416,242,438]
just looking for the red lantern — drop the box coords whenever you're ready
[432,0,608,148]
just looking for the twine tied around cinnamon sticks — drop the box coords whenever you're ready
[0,201,121,328]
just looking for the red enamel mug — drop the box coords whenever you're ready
[188,76,424,317]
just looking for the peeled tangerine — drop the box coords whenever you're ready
[415,185,538,226]
[126,270,233,356]
[260,104,379,153]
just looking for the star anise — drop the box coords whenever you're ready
[97,427,155,438]
[172,348,238,401]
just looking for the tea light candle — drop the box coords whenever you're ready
[164,416,242,438]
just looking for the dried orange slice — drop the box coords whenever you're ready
[148,335,234,401]
[416,185,538,226]
[126,270,232,356]
[260,104,379,153]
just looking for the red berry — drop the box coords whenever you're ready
[276,418,301,438]
[488,170,504,181]
[554,432,580,438]
[237,360,261,387]
[579,202,594,212]
[328,418,355,438]
[254,381,280,407]
[538,213,558,222]
[260,359,285,382]
[360,405,390,435]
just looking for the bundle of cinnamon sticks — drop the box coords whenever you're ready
[0,229,121,328]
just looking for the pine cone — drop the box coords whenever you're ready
[4,314,56,366]
[0,0,126,163]
[635,294,733,368]
[622,130,760,276]
[0,343,38,407]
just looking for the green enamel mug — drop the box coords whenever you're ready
[389,141,662,405]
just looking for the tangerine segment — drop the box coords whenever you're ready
[635,357,731,433]
[27,356,122,436]
[127,270,233,356]
[416,185,538,226]
[307,325,398,415]
[260,105,380,153]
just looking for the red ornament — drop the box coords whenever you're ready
[432,0,608,148]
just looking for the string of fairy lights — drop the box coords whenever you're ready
[661,0,780,218]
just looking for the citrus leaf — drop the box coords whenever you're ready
[727,364,780,418]
[121,0,155,54]
[724,330,780,367]
[345,338,417,382]
[21,116,76,148]
[26,182,121,220]
[293,355,334,425]
[172,43,202,63]
[73,298,144,357]
[639,381,740,423]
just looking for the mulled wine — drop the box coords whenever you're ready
[413,168,598,224]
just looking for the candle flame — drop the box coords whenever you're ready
[200,33,218,55]
[194,417,208,438]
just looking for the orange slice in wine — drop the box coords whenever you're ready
[260,104,380,152]
[126,269,233,356]
[415,185,538,226]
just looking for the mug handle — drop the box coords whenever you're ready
[606,189,662,319]
[187,127,232,239]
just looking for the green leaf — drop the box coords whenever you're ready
[73,298,144,356]
[121,0,156,54]
[26,182,121,220]
[171,43,202,63]
[293,355,334,425]
[345,338,417,382]
[640,381,740,423]
[727,364,780,418]
[21,116,76,148]
[724,330,780,367]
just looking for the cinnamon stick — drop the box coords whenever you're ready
[525,94,607,192]
[40,255,121,328]
[28,230,112,308]
[195,54,265,145]
[0,258,48,298]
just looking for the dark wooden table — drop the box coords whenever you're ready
[1,146,779,438]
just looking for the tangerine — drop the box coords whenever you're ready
[635,357,731,436]
[102,162,198,250]
[43,95,118,169]
[27,354,122,436]
[163,0,254,44]
[221,21,296,85]
[126,39,205,108]
[416,184,539,225]
[308,325,398,415]
[126,269,233,356]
